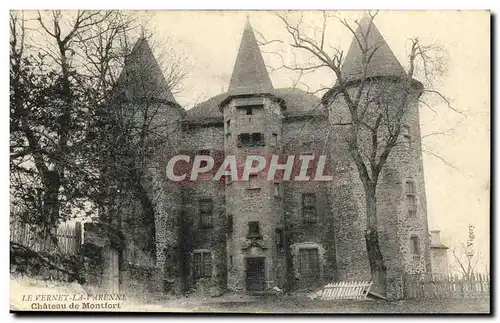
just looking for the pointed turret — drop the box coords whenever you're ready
[114,38,179,105]
[340,17,407,82]
[227,19,274,96]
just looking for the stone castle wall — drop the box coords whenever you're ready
[117,79,431,298]
[327,78,431,298]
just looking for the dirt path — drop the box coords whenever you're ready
[10,276,490,314]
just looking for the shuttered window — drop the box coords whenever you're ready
[302,193,317,223]
[193,251,212,278]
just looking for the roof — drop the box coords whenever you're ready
[112,38,179,106]
[184,88,324,124]
[340,16,407,83]
[226,20,274,97]
[430,244,450,250]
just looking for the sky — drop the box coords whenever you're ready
[137,10,490,269]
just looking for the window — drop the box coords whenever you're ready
[247,221,262,238]
[237,133,265,147]
[197,150,211,168]
[226,119,231,135]
[275,228,284,249]
[410,236,420,255]
[238,133,251,146]
[302,193,317,223]
[406,180,417,217]
[225,173,233,185]
[199,199,213,229]
[302,152,315,175]
[237,104,263,115]
[227,214,233,234]
[272,133,278,147]
[298,248,320,280]
[252,133,264,146]
[193,251,212,278]
[402,125,411,148]
[248,174,259,189]
[274,183,282,198]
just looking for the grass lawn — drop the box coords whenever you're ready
[190,295,491,314]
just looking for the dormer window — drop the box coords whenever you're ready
[234,98,264,116]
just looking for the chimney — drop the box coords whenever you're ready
[430,230,441,246]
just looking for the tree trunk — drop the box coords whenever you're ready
[365,186,387,296]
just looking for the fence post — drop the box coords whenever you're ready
[75,222,82,253]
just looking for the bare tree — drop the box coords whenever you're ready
[452,243,481,280]
[259,11,461,294]
[451,224,485,280]
[10,10,187,278]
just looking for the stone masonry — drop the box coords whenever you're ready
[107,17,433,299]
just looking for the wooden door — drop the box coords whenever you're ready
[298,248,320,289]
[246,257,265,291]
[104,248,120,294]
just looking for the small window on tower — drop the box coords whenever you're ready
[272,133,278,147]
[252,133,264,146]
[302,193,317,223]
[274,183,282,198]
[246,106,253,115]
[402,125,411,148]
[248,174,259,189]
[410,235,420,256]
[406,180,417,217]
[275,228,284,249]
[302,152,315,175]
[227,214,233,234]
[199,199,213,229]
[226,119,231,135]
[248,221,262,239]
[238,133,251,146]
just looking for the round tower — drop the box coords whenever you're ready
[322,17,430,298]
[220,19,287,291]
[112,37,185,294]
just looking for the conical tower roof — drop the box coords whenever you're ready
[114,38,178,105]
[227,19,274,96]
[340,17,407,82]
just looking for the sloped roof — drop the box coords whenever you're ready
[113,38,179,105]
[226,20,274,97]
[185,88,324,124]
[340,16,407,82]
[430,244,450,250]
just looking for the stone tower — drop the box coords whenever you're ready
[220,20,287,291]
[322,17,430,298]
[113,38,185,294]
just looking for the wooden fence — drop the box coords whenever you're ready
[319,281,373,300]
[10,220,82,254]
[403,273,490,299]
